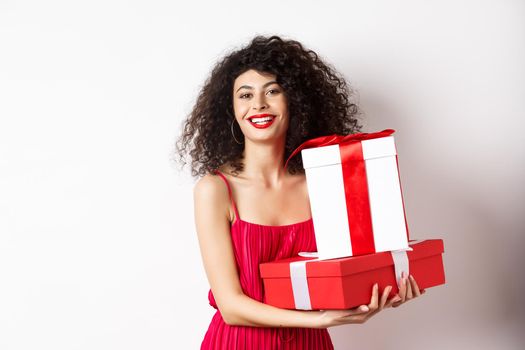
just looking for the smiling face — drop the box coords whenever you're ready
[232,69,289,143]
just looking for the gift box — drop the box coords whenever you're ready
[259,239,445,310]
[285,129,410,260]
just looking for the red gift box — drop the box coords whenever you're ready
[259,239,445,310]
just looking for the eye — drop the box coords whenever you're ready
[239,93,252,99]
[267,88,281,95]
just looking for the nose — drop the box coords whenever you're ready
[252,94,268,110]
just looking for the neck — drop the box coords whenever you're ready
[241,136,288,187]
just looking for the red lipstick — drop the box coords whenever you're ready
[247,114,276,129]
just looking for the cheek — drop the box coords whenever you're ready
[232,101,242,118]
[276,94,288,107]
[233,100,248,116]
[276,97,289,114]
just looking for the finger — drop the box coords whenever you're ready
[379,285,392,310]
[368,283,379,312]
[365,285,392,320]
[409,275,421,297]
[386,294,401,308]
[406,276,413,300]
[343,304,370,316]
[398,273,407,302]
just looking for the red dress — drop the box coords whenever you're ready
[200,170,334,350]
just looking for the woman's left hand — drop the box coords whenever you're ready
[391,271,426,308]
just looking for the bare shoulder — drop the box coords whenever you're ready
[194,173,224,196]
[194,173,228,207]
[193,172,232,224]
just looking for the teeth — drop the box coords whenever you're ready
[250,116,274,123]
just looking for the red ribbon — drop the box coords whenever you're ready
[286,129,396,255]
[283,129,395,170]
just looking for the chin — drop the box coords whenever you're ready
[249,134,286,144]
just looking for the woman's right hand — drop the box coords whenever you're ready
[317,283,401,328]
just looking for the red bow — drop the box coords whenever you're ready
[284,129,395,170]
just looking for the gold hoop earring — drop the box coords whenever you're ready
[230,118,244,145]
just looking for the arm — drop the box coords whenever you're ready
[193,174,411,328]
[193,174,322,328]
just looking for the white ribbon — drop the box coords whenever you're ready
[390,240,425,287]
[290,252,321,309]
[298,251,319,258]
[390,249,410,288]
[289,258,318,310]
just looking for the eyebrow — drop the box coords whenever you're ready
[235,80,279,93]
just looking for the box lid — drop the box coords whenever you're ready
[259,239,444,278]
[301,136,397,169]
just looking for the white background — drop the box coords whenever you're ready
[1,1,524,349]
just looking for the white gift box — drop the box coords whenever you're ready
[300,132,410,260]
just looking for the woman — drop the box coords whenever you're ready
[176,35,424,349]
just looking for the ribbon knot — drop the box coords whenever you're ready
[284,129,395,170]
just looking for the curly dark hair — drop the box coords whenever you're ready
[174,35,362,178]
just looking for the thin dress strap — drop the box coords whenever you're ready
[214,169,240,223]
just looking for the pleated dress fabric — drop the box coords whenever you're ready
[200,170,334,350]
